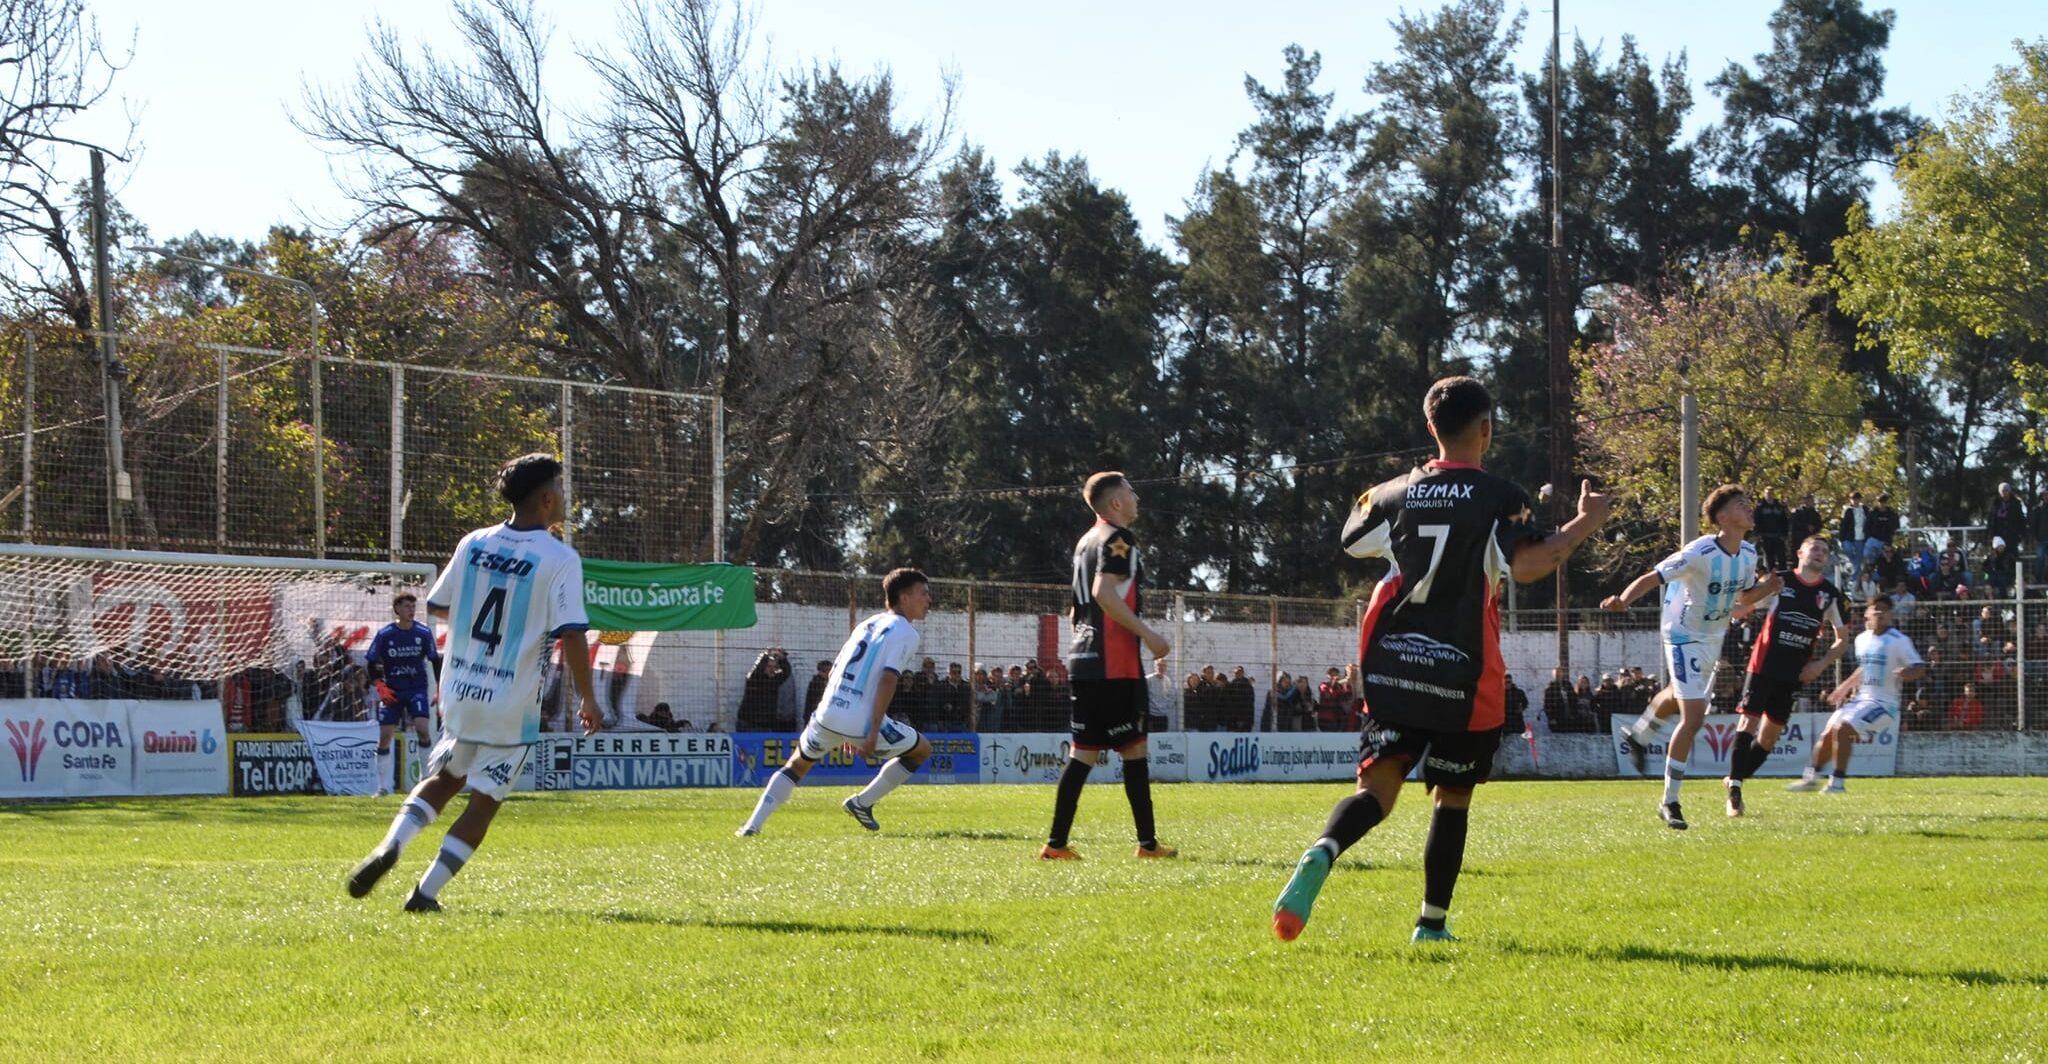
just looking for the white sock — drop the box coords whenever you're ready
[378,750,394,793]
[379,796,436,854]
[1662,758,1685,805]
[854,758,915,807]
[742,769,798,832]
[1631,708,1662,737]
[416,837,474,900]
[1800,765,1817,782]
[1419,903,1448,922]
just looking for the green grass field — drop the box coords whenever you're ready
[4,779,2045,1062]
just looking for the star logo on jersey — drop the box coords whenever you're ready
[1511,504,1533,525]
[1107,539,1130,558]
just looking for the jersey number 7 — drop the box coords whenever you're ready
[1405,524,1452,605]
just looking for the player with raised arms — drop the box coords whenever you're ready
[346,452,601,912]
[1040,471,1176,861]
[1723,535,1852,816]
[1272,377,1610,943]
[366,592,442,796]
[1786,594,1924,793]
[1603,485,1782,830]
[736,568,936,836]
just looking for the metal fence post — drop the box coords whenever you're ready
[711,397,726,563]
[2018,560,2028,734]
[216,346,228,548]
[558,382,574,547]
[1174,590,1188,729]
[21,332,33,541]
[966,579,978,728]
[389,366,406,560]
[310,351,325,558]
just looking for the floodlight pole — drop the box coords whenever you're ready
[137,245,325,556]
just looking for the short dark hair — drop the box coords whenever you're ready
[1868,594,1894,610]
[1083,471,1130,512]
[1703,484,1748,523]
[497,453,563,507]
[1423,376,1492,440]
[882,567,928,608]
[392,592,417,609]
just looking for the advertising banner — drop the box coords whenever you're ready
[977,732,1190,784]
[1193,731,1361,783]
[532,732,733,790]
[729,733,979,787]
[580,561,756,632]
[0,699,135,798]
[295,719,382,796]
[229,734,324,796]
[131,702,229,796]
[1608,711,1897,778]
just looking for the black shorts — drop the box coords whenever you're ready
[1069,678,1147,751]
[1737,672,1802,724]
[1356,715,1500,790]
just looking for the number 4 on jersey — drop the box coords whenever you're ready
[471,586,507,655]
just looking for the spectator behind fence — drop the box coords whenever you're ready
[1226,666,1256,731]
[736,648,791,731]
[973,665,1002,731]
[636,700,687,732]
[1989,482,2027,556]
[1985,537,2017,597]
[1946,683,1985,731]
[933,662,972,731]
[1145,658,1175,731]
[2034,486,2048,579]
[1542,668,1573,733]
[1837,491,1870,582]
[1570,674,1595,731]
[1503,673,1528,735]
[804,660,831,727]
[1868,493,1900,553]
[1788,493,1824,553]
[1315,668,1349,732]
[1753,488,1790,571]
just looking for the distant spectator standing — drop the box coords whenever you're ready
[1988,482,2027,556]
[2033,485,2048,582]
[1503,674,1528,735]
[1837,492,1870,584]
[1753,489,1791,571]
[1541,668,1573,733]
[1867,493,1901,555]
[1788,493,1824,553]
[1145,657,1176,731]
[804,660,832,727]
[1985,538,2017,598]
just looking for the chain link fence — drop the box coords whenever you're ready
[0,329,721,565]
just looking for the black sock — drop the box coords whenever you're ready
[1315,791,1386,858]
[1122,757,1157,848]
[1421,805,1471,922]
[1740,737,1773,780]
[1729,732,1754,779]
[1046,758,1091,848]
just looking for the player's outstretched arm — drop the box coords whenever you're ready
[1736,573,1784,607]
[1510,479,1612,583]
[1827,667,1863,707]
[559,628,602,735]
[1602,570,1662,611]
[1800,625,1857,684]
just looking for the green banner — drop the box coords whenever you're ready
[580,561,757,632]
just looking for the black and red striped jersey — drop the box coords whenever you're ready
[1341,461,1543,732]
[1746,570,1846,680]
[1067,519,1143,681]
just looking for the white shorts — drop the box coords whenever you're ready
[1827,699,1898,738]
[1664,641,1719,703]
[796,715,920,762]
[425,733,531,802]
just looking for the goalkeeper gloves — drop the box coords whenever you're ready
[375,680,399,706]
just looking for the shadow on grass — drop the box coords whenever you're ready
[592,910,998,944]
[1500,940,2047,988]
[1906,828,2048,842]
[909,829,1036,842]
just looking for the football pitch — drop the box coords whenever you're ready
[4,779,2044,1062]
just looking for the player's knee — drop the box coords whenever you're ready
[1433,786,1474,810]
[905,737,933,766]
[782,758,814,782]
[1120,738,1149,761]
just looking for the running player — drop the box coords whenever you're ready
[1040,471,1176,860]
[1723,535,1852,816]
[366,592,442,796]
[736,569,936,836]
[1604,486,1782,830]
[1272,377,1610,944]
[346,453,601,912]
[1786,595,1924,793]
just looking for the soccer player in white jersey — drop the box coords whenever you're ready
[736,569,936,836]
[346,453,601,912]
[1786,595,1925,793]
[1601,485,1782,830]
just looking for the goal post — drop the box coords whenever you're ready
[0,544,437,730]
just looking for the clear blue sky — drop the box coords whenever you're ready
[62,0,2045,249]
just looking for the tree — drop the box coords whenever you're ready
[1834,40,2048,509]
[0,0,130,328]
[1708,0,1919,265]
[300,0,954,563]
[1575,248,1901,577]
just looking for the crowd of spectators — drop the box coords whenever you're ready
[0,653,208,702]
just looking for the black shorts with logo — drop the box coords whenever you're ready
[1356,714,1500,790]
[1737,671,1803,724]
[1070,678,1148,751]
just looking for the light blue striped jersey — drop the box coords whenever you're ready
[813,611,921,737]
[425,523,589,745]
[1653,534,1760,647]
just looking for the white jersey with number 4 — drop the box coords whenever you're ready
[813,611,920,738]
[1850,627,1924,711]
[1654,535,1760,647]
[425,523,590,746]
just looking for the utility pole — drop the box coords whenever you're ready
[1545,1,1572,666]
[90,150,129,548]
[1680,393,1700,542]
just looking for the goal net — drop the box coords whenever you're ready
[0,545,437,730]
